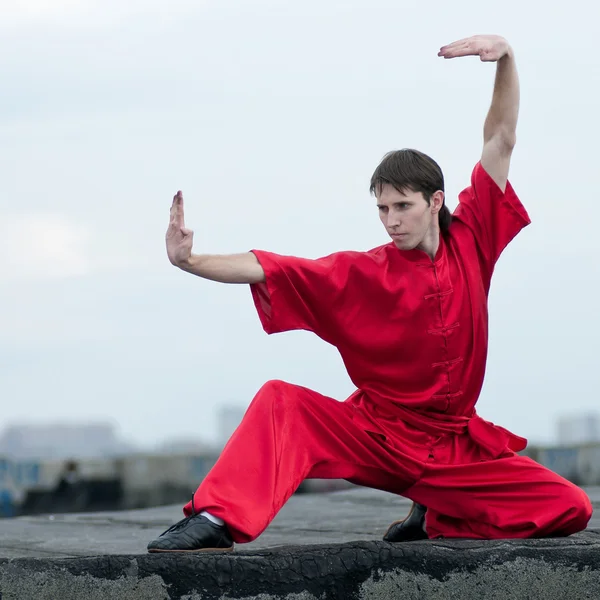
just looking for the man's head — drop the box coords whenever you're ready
[370,149,451,251]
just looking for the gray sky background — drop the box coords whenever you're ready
[0,0,598,450]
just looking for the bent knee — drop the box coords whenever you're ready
[258,379,292,394]
[562,485,593,533]
[252,379,305,410]
[253,379,325,418]
[255,379,296,403]
[573,488,593,528]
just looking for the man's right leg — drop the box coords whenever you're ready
[148,379,422,551]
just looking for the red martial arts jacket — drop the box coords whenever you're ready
[250,162,531,464]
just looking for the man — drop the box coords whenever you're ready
[147,34,592,553]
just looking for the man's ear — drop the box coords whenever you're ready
[430,190,445,214]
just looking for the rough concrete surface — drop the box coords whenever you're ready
[0,487,599,599]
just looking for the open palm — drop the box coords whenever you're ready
[438,35,510,62]
[166,191,194,267]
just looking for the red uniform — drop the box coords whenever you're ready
[184,162,592,543]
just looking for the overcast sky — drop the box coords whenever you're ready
[1,0,598,451]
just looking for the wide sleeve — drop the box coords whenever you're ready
[249,249,352,342]
[452,162,531,273]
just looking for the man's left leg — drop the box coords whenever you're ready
[403,453,592,539]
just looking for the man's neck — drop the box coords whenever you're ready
[416,226,441,261]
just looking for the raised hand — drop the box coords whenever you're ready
[166,191,194,267]
[438,35,511,62]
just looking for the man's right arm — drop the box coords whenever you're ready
[176,252,266,284]
[165,191,265,284]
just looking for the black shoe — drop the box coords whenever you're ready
[147,501,234,553]
[383,502,428,542]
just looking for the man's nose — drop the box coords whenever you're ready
[387,214,401,229]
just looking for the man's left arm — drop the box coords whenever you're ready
[440,36,530,278]
[439,35,519,192]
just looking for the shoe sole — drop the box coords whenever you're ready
[148,545,234,554]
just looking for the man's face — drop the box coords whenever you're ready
[376,183,441,251]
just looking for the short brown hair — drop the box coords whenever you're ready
[370,149,452,234]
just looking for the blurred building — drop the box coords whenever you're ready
[155,438,214,455]
[0,422,134,459]
[556,413,600,446]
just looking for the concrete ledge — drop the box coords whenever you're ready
[1,488,598,599]
[1,532,600,600]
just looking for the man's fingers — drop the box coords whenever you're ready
[439,35,507,61]
[440,36,474,48]
[177,192,186,228]
[169,191,185,227]
[439,46,477,59]
[438,36,483,59]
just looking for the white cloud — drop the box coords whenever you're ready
[0,214,91,281]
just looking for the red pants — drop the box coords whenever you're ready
[185,380,592,543]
